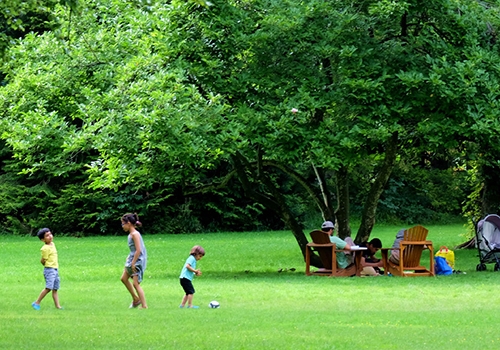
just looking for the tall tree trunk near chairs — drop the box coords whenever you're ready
[355,132,399,243]
[311,164,336,222]
[481,163,500,216]
[335,165,352,240]
[231,152,324,267]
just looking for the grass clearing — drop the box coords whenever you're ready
[2,223,499,349]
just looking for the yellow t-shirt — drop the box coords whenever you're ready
[41,243,58,268]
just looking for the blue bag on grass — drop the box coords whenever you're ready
[434,256,453,275]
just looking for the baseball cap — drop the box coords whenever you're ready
[321,221,335,229]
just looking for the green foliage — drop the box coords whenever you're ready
[0,0,73,58]
[1,0,500,237]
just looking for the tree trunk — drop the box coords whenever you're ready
[456,237,475,250]
[311,165,334,219]
[232,152,324,267]
[335,165,352,240]
[355,132,399,243]
[481,163,500,216]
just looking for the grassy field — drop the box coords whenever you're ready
[2,223,499,349]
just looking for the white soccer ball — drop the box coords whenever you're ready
[209,300,220,309]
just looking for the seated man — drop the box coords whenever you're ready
[359,238,384,276]
[321,221,353,269]
[389,229,406,264]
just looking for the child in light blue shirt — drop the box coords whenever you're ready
[179,245,205,309]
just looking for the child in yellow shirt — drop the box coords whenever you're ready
[32,228,62,310]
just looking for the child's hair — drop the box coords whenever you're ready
[37,228,51,240]
[122,213,142,227]
[368,238,382,249]
[190,245,205,256]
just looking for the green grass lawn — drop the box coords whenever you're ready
[2,223,499,349]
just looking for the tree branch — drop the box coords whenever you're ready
[183,169,238,196]
[262,159,331,217]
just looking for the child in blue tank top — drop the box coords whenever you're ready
[120,213,148,309]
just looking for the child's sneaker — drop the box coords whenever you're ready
[187,305,199,309]
[31,302,40,310]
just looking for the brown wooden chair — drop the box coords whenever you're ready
[381,225,435,277]
[305,230,357,277]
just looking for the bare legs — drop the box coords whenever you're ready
[52,290,61,308]
[121,269,148,308]
[34,288,62,309]
[133,276,147,308]
[180,294,194,308]
[121,269,139,303]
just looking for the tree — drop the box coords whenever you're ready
[2,0,500,268]
[0,1,79,58]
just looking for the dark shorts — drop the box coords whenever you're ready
[180,278,195,295]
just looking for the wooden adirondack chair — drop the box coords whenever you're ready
[382,225,435,277]
[305,230,357,277]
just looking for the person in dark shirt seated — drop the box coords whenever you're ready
[359,238,384,276]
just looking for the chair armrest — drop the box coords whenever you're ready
[400,240,433,246]
[307,242,336,248]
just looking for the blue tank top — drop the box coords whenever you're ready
[125,232,147,269]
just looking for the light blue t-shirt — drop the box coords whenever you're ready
[180,255,197,281]
[329,235,351,269]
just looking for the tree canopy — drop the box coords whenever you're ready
[2,0,500,266]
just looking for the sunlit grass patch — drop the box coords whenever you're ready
[2,224,500,349]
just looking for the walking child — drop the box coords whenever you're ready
[32,228,62,310]
[179,245,205,309]
[120,213,148,309]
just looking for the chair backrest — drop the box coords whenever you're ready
[401,225,429,268]
[310,230,334,269]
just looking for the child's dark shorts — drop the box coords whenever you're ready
[180,278,195,295]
